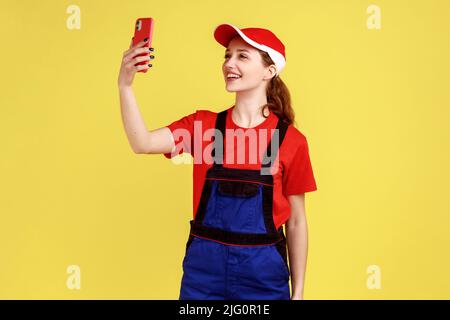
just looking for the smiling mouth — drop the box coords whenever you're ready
[226,76,241,81]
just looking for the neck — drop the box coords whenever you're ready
[232,90,269,128]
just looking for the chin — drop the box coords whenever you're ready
[225,83,239,92]
[225,81,248,91]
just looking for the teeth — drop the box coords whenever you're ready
[227,74,241,78]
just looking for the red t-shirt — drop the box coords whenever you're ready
[163,105,317,229]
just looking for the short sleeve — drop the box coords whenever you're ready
[282,137,317,195]
[163,111,197,159]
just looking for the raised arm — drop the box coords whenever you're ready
[117,38,175,155]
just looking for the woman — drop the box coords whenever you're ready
[118,23,317,300]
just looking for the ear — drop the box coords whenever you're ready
[264,64,278,80]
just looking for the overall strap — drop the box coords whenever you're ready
[261,117,289,170]
[212,109,228,168]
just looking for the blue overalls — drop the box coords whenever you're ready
[179,109,290,300]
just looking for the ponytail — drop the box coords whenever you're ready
[259,51,296,126]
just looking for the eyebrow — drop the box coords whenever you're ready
[225,49,250,53]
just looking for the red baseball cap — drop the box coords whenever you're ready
[214,23,286,76]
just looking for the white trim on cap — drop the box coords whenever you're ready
[218,23,286,76]
[259,44,286,76]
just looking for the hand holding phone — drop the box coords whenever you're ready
[118,18,155,88]
[132,17,155,73]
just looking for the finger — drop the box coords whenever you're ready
[125,55,151,69]
[134,55,152,64]
[135,63,151,72]
[133,38,150,50]
[138,37,150,47]
[123,39,152,57]
[123,47,153,62]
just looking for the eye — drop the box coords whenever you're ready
[224,54,248,59]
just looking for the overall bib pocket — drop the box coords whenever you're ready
[215,180,262,233]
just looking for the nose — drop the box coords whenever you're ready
[224,64,238,75]
[223,57,238,70]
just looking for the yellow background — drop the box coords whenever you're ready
[1,0,449,299]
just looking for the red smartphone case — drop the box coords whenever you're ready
[132,17,154,73]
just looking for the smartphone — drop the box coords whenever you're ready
[132,17,155,73]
